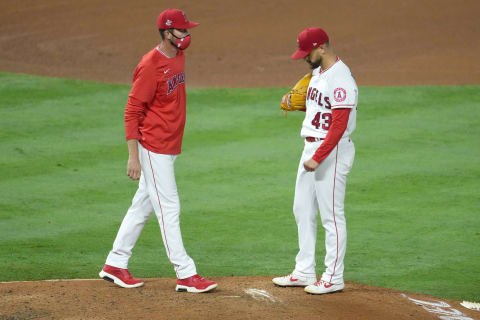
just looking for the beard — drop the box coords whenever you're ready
[308,56,322,69]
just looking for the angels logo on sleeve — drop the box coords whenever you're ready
[333,87,346,102]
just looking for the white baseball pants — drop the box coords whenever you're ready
[105,143,196,279]
[292,137,355,283]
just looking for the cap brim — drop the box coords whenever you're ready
[176,21,199,29]
[291,49,309,60]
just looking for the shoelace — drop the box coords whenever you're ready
[315,280,328,286]
[193,275,206,282]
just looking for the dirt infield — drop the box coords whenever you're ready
[1,277,478,320]
[0,0,479,87]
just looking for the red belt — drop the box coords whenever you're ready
[305,137,325,142]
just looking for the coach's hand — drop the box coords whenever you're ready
[304,158,319,172]
[126,139,141,180]
[127,158,141,180]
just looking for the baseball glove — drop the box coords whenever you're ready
[280,72,312,116]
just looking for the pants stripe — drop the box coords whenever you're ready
[329,146,340,283]
[147,151,177,276]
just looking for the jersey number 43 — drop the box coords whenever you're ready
[311,112,332,130]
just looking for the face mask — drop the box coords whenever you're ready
[169,32,191,50]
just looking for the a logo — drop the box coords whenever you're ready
[323,282,334,288]
[166,19,172,26]
[289,277,298,282]
[163,69,170,74]
[333,87,346,102]
[167,72,185,95]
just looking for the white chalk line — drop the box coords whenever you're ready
[244,288,281,303]
[402,293,475,320]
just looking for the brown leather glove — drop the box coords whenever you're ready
[280,72,312,116]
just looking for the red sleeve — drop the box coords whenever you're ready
[124,96,146,141]
[129,64,157,104]
[312,108,351,163]
[124,61,158,141]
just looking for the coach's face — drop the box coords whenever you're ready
[305,47,322,69]
[167,28,189,40]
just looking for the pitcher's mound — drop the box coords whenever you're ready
[1,276,477,319]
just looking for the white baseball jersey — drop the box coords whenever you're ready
[301,58,358,139]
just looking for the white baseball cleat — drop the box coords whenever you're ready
[304,279,344,294]
[272,274,317,287]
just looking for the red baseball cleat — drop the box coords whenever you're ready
[99,264,144,288]
[176,274,217,293]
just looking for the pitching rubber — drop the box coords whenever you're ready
[98,270,144,288]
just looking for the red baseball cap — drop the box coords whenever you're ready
[291,28,329,60]
[157,9,199,29]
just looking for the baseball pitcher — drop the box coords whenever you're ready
[273,27,358,295]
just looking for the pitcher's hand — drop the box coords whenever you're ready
[303,158,319,172]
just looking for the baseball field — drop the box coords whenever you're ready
[1,1,479,319]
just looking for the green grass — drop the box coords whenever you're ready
[0,72,479,301]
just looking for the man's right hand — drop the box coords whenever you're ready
[127,157,141,180]
[126,139,141,180]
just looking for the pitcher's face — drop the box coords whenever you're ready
[305,48,322,69]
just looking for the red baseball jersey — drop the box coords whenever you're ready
[125,47,187,155]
